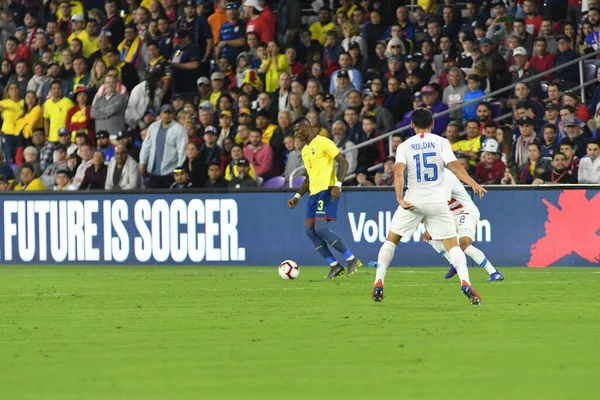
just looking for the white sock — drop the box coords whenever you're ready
[430,240,454,266]
[375,240,396,285]
[464,245,497,275]
[448,246,470,285]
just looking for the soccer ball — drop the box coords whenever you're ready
[279,260,299,280]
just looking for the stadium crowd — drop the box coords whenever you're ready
[0,0,599,192]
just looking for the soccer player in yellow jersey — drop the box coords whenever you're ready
[287,116,363,279]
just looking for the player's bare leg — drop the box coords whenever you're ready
[459,237,504,282]
[442,237,481,305]
[304,219,344,279]
[372,232,402,302]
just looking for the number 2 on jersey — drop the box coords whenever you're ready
[413,152,439,182]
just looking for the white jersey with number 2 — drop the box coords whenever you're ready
[395,132,457,204]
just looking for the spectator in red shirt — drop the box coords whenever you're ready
[529,37,555,81]
[523,0,542,37]
[244,0,274,44]
[285,47,307,85]
[4,36,30,66]
[476,139,505,184]
[243,129,273,179]
[563,91,589,123]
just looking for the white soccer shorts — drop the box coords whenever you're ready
[455,212,480,241]
[390,202,457,240]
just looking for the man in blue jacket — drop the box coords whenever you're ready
[553,35,580,90]
[420,85,449,135]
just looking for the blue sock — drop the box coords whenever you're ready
[480,258,488,268]
[314,219,352,259]
[305,225,336,265]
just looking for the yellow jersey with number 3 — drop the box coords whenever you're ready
[302,136,340,195]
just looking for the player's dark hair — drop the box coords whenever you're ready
[552,152,567,161]
[291,116,310,127]
[411,108,433,130]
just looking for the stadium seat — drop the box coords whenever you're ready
[291,176,306,188]
[263,176,286,188]
[489,102,502,118]
[584,63,597,84]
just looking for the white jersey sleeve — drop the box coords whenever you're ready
[402,133,452,204]
[445,170,479,217]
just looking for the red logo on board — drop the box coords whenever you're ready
[528,191,600,267]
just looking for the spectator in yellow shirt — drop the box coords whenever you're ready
[15,91,43,141]
[463,119,483,166]
[309,7,335,45]
[0,83,25,163]
[337,0,357,18]
[43,80,74,143]
[14,163,46,191]
[258,41,289,93]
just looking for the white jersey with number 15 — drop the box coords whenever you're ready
[395,132,457,204]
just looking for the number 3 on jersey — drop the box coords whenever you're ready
[413,152,439,182]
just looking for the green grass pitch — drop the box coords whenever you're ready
[1,266,599,400]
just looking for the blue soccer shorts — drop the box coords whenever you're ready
[306,189,338,221]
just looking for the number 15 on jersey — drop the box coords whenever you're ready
[413,152,439,182]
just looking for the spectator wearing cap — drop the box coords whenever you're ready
[96,130,115,163]
[43,80,74,143]
[245,0,274,44]
[170,166,194,189]
[442,67,467,122]
[216,109,235,148]
[102,0,126,48]
[79,150,107,190]
[553,35,579,89]
[170,29,201,101]
[66,85,94,144]
[195,76,211,105]
[519,142,551,184]
[510,46,540,94]
[244,128,273,179]
[512,116,541,166]
[200,125,221,165]
[577,139,600,184]
[54,126,75,155]
[330,52,363,92]
[332,69,354,110]
[462,74,485,122]
[209,72,227,110]
[478,37,509,88]
[532,152,578,185]
[319,93,343,133]
[68,13,87,46]
[309,6,335,45]
[105,144,143,190]
[40,143,68,188]
[216,2,246,65]
[564,117,590,159]
[420,85,449,136]
[255,107,279,148]
[126,71,165,130]
[476,139,505,184]
[91,74,126,136]
[177,0,213,75]
[116,128,140,162]
[14,163,45,191]
[226,143,257,180]
[140,104,188,188]
[228,157,257,188]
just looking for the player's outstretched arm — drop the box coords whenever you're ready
[394,162,415,210]
[447,161,487,199]
[331,153,349,201]
[288,174,310,209]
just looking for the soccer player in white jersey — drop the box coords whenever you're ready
[372,108,486,305]
[421,170,504,282]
